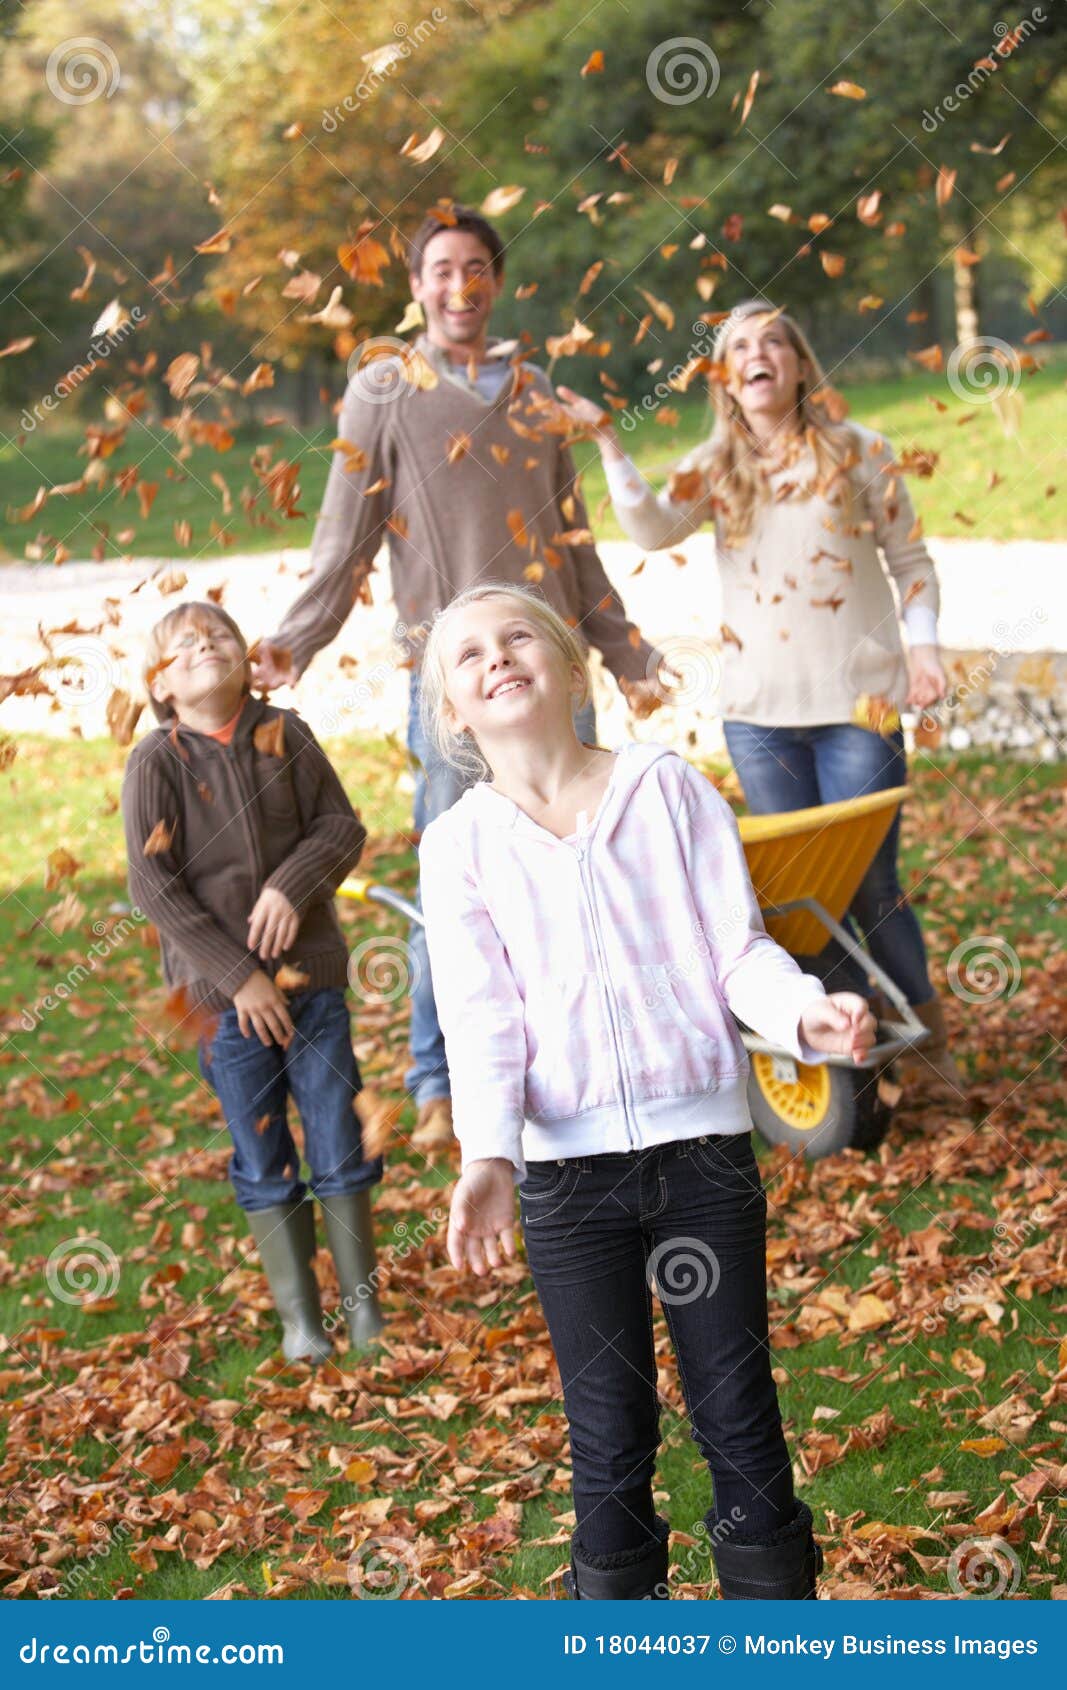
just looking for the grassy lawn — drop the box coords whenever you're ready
[0,733,1064,1599]
[1,362,1063,567]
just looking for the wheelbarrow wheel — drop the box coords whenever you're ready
[747,1053,891,1160]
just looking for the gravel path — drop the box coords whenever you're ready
[2,536,1064,751]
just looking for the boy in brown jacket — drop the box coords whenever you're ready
[122,601,383,1363]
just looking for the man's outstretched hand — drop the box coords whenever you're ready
[447,1158,518,1277]
[252,640,298,691]
[799,993,877,1065]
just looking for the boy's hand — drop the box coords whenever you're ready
[247,888,298,960]
[799,993,876,1065]
[447,1159,518,1277]
[233,969,296,1047]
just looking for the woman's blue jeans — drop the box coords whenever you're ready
[519,1133,796,1558]
[404,669,597,1107]
[722,720,932,1006]
[198,987,383,1212]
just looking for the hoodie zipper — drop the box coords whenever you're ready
[572,838,637,1151]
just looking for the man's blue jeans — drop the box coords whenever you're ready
[198,987,383,1212]
[722,720,932,1005]
[405,668,597,1106]
[519,1132,796,1557]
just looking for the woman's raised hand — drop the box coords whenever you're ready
[555,385,618,448]
[905,644,947,711]
[447,1158,519,1277]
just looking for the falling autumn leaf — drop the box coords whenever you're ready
[828,80,866,98]
[401,128,446,164]
[143,819,175,856]
[739,69,760,126]
[580,49,604,76]
[935,164,957,208]
[481,185,526,216]
[253,716,286,757]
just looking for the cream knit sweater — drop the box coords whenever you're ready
[606,423,941,728]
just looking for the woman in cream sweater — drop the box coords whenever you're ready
[557,299,963,1093]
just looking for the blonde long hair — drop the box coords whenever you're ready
[417,582,592,783]
[683,300,859,545]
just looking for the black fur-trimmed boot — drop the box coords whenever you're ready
[709,1499,824,1600]
[562,1515,670,1600]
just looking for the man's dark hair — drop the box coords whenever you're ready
[408,207,505,278]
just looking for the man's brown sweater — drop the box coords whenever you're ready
[270,333,658,684]
[122,696,365,1012]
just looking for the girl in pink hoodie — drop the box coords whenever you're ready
[417,582,874,1601]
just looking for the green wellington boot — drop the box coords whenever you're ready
[318,1190,385,1352]
[245,1199,334,1364]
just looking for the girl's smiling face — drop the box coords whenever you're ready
[723,311,807,425]
[440,598,582,745]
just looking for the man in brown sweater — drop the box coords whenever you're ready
[255,206,668,1150]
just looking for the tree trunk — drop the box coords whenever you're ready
[953,232,980,348]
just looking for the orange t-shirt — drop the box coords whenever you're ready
[202,698,246,745]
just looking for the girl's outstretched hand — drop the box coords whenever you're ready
[799,993,876,1065]
[447,1159,518,1277]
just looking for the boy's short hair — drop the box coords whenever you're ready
[143,601,251,723]
[417,581,592,783]
[408,207,505,279]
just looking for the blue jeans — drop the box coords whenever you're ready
[404,668,597,1106]
[520,1132,796,1557]
[198,987,383,1212]
[722,720,932,1005]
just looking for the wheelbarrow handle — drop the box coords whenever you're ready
[338,877,424,927]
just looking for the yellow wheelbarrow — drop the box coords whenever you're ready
[339,784,927,1162]
[737,784,928,1156]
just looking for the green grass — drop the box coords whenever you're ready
[2,363,1063,567]
[0,736,1064,1598]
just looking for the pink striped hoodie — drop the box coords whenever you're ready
[418,741,827,1180]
